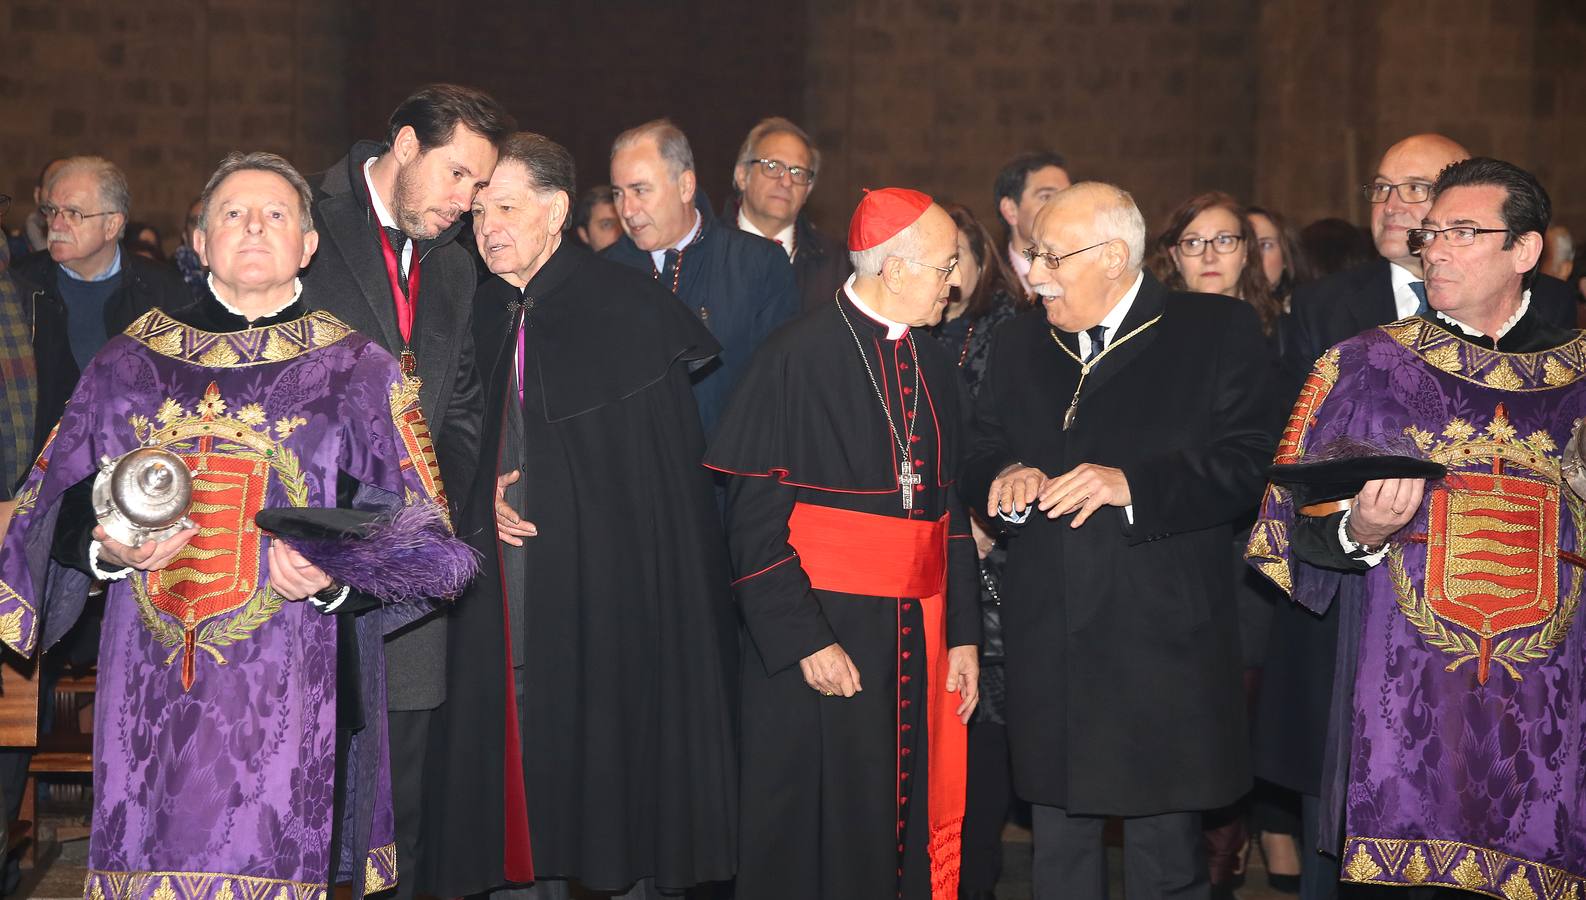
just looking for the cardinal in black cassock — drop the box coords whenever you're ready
[418,137,738,899]
[707,189,982,900]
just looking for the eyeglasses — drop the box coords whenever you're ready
[1406,226,1512,253]
[1362,182,1432,204]
[746,158,815,186]
[38,203,115,227]
[1175,233,1243,257]
[898,257,959,278]
[1021,240,1109,270]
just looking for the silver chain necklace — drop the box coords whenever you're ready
[835,294,923,509]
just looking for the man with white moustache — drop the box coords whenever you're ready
[964,182,1276,900]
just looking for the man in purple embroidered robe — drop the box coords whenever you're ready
[1247,159,1586,898]
[0,153,460,900]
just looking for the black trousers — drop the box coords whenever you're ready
[389,708,433,900]
[959,719,1014,894]
[1032,804,1206,900]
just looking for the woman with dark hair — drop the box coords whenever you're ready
[930,201,1020,900]
[1150,191,1282,336]
[1249,205,1310,309]
[1152,191,1300,897]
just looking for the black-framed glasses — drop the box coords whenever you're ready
[1406,226,1512,253]
[1175,233,1243,257]
[899,256,959,278]
[38,203,115,227]
[1021,240,1109,271]
[1362,182,1432,204]
[746,158,815,186]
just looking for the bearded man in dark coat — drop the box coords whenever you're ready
[419,133,737,900]
[963,182,1276,900]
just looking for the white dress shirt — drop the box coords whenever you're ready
[738,211,796,261]
[363,157,413,275]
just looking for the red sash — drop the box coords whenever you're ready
[786,502,967,900]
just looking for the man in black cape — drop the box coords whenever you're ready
[706,188,981,900]
[420,133,738,899]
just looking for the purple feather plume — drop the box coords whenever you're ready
[281,503,479,604]
[1300,434,1432,464]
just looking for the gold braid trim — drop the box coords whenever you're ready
[84,843,398,900]
[123,309,355,368]
[1341,835,1582,899]
[1380,317,1586,392]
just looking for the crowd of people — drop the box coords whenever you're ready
[0,81,1583,900]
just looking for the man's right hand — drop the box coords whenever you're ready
[495,470,539,547]
[800,642,863,697]
[1346,477,1425,548]
[93,524,198,572]
[988,464,1050,518]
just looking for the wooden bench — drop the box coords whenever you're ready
[0,651,95,867]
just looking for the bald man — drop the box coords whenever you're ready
[964,182,1275,900]
[1266,134,1582,900]
[1283,133,1577,381]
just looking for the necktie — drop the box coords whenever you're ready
[384,226,410,284]
[1409,280,1429,316]
[1083,324,1108,364]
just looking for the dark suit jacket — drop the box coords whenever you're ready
[302,141,483,711]
[720,198,852,313]
[1283,258,1579,386]
[962,271,1275,814]
[11,250,191,462]
[603,202,798,437]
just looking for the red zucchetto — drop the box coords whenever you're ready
[847,187,933,252]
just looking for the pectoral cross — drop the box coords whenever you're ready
[899,459,922,510]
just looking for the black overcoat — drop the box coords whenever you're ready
[302,142,484,710]
[419,241,737,895]
[962,271,1276,815]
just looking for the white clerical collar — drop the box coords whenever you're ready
[363,156,398,230]
[61,245,123,282]
[737,210,796,260]
[207,274,304,321]
[648,210,703,272]
[842,274,908,340]
[1435,292,1531,341]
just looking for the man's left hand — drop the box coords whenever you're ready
[268,540,335,601]
[1038,463,1131,527]
[946,644,980,724]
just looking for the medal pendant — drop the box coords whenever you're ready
[1063,399,1079,431]
[400,349,417,377]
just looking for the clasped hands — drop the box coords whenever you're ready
[800,642,980,724]
[987,462,1131,528]
[92,525,334,602]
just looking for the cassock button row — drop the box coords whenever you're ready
[902,626,912,635]
[902,386,912,395]
[903,602,912,611]
[901,723,912,731]
[902,651,912,660]
[901,675,912,684]
[909,435,920,443]
[899,361,909,370]
[901,698,911,707]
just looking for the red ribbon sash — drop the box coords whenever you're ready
[786,503,945,597]
[784,502,966,899]
[374,221,421,347]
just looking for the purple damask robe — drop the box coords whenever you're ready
[1248,316,1586,898]
[0,307,450,900]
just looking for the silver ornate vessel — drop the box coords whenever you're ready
[92,446,196,547]
[1564,418,1586,501]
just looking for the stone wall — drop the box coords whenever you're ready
[2,0,350,249]
[4,0,1583,253]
